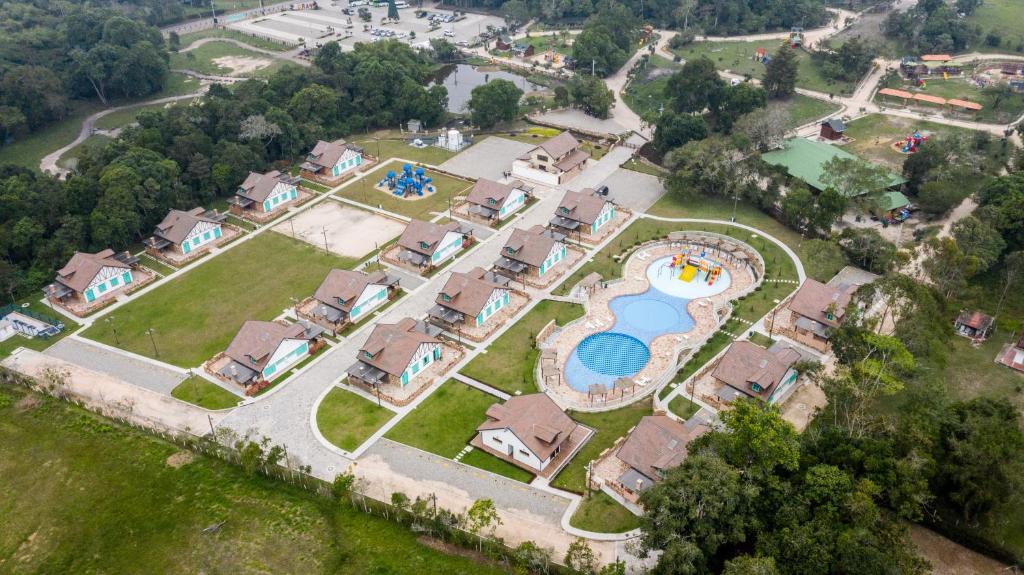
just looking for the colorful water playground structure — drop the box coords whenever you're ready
[668,250,723,286]
[378,164,435,197]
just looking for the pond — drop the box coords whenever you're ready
[430,64,545,113]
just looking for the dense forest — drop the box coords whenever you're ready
[884,0,978,54]
[0,39,449,298]
[0,2,171,144]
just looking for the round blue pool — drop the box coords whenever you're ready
[575,332,651,377]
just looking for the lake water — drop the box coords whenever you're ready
[430,64,544,113]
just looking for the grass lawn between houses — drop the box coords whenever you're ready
[384,379,533,482]
[0,385,510,575]
[552,402,651,494]
[81,232,356,367]
[670,40,858,95]
[170,376,240,410]
[460,300,585,396]
[317,387,396,452]
[334,160,473,221]
[351,136,460,165]
[569,491,642,534]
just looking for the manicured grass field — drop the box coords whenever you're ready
[335,160,473,221]
[770,93,842,130]
[170,376,240,410]
[81,233,356,367]
[56,134,112,170]
[667,395,702,421]
[460,300,584,395]
[746,331,775,348]
[0,385,509,574]
[384,380,532,481]
[317,387,395,452]
[842,114,1010,170]
[351,136,459,165]
[518,33,573,55]
[621,158,667,177]
[170,41,292,78]
[671,40,858,95]
[622,54,683,120]
[569,491,642,533]
[552,402,651,494]
[94,100,189,131]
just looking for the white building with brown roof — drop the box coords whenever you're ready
[305,269,399,333]
[463,178,531,225]
[549,188,615,240]
[494,225,568,281]
[711,340,802,403]
[613,415,709,495]
[511,131,589,185]
[394,219,469,270]
[428,267,512,330]
[473,393,580,474]
[143,207,226,259]
[229,170,300,216]
[785,278,858,351]
[216,320,322,388]
[347,318,444,389]
[300,139,364,181]
[45,250,138,305]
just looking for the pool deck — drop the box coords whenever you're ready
[542,241,757,410]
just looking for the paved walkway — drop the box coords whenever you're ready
[45,336,187,394]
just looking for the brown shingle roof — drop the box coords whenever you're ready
[711,340,801,400]
[56,250,130,293]
[504,225,559,268]
[788,278,854,328]
[237,171,293,203]
[314,269,390,313]
[555,189,609,225]
[224,320,308,372]
[359,318,440,376]
[465,178,520,208]
[436,267,507,316]
[397,219,462,257]
[477,393,577,462]
[153,207,219,245]
[305,139,361,170]
[616,416,709,482]
[553,148,589,172]
[537,131,580,159]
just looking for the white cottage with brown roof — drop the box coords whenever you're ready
[474,393,580,473]
[785,279,857,351]
[300,138,364,180]
[495,225,568,281]
[511,131,589,185]
[711,340,802,403]
[395,219,469,270]
[45,250,137,305]
[428,267,511,329]
[613,415,709,494]
[464,178,530,224]
[347,318,443,389]
[144,207,226,258]
[217,320,322,387]
[306,269,399,333]
[229,170,300,216]
[550,188,615,240]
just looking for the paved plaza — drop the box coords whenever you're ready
[438,136,536,181]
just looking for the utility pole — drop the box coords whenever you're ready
[322,227,329,252]
[106,316,119,345]
[146,327,160,358]
[591,58,595,76]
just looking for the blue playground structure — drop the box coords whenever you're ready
[378,164,434,197]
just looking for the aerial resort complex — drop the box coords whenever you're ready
[3,0,1024,572]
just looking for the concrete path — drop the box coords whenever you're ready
[45,336,188,394]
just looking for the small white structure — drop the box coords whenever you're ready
[436,128,468,152]
[0,308,62,342]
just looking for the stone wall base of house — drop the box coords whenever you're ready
[145,224,243,267]
[49,268,157,318]
[439,291,530,343]
[351,342,465,408]
[233,187,316,225]
[519,245,587,289]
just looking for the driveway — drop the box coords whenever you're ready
[438,136,535,181]
[44,337,187,395]
[595,168,665,213]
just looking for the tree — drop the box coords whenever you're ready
[763,45,798,99]
[714,83,767,133]
[564,538,598,575]
[837,228,901,274]
[700,399,800,479]
[734,107,786,152]
[554,85,570,107]
[994,250,1024,321]
[722,555,779,575]
[653,112,708,154]
[467,79,522,129]
[951,216,1005,272]
[567,75,615,119]
[386,0,399,20]
[822,333,914,437]
[466,498,501,550]
[820,157,894,213]
[665,137,753,201]
[666,56,724,115]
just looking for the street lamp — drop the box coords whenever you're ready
[146,327,159,357]
[106,316,119,345]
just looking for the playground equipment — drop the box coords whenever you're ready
[900,130,928,154]
[789,27,804,48]
[378,164,434,197]
[667,249,723,285]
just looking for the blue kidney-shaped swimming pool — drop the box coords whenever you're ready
[562,255,732,392]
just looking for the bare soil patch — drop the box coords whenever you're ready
[15,394,41,412]
[212,55,272,75]
[272,200,405,259]
[165,451,195,469]
[910,524,1011,575]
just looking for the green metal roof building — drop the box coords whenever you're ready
[761,138,905,196]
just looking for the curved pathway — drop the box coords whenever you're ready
[178,35,311,67]
[40,90,208,178]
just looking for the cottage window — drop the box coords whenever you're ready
[364,351,373,359]
[442,293,451,302]
[560,207,569,215]
[337,297,346,305]
[506,247,515,255]
[751,383,763,393]
[488,198,497,206]
[537,155,548,162]
[493,437,502,444]
[519,449,530,457]
[826,312,834,321]
[419,241,429,249]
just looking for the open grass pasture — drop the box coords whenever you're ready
[966,0,1024,54]
[81,232,356,367]
[460,300,584,396]
[0,385,509,574]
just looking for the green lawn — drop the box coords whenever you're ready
[746,331,775,348]
[317,387,395,452]
[137,253,178,277]
[335,160,473,221]
[460,300,584,395]
[659,330,734,400]
[842,114,1010,171]
[94,100,188,131]
[621,158,667,177]
[671,40,858,95]
[518,33,573,56]
[352,136,460,165]
[966,0,1024,54]
[938,335,1024,414]
[667,395,702,420]
[0,385,509,574]
[551,402,651,494]
[56,134,112,170]
[170,376,240,410]
[81,233,356,367]
[171,41,293,78]
[876,77,1024,124]
[622,55,681,120]
[770,93,842,130]
[384,380,532,481]
[569,491,642,533]
[176,27,292,52]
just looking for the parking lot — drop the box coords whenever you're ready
[227,2,504,50]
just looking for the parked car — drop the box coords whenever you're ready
[443,29,454,37]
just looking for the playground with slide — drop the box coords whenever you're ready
[376,163,435,198]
